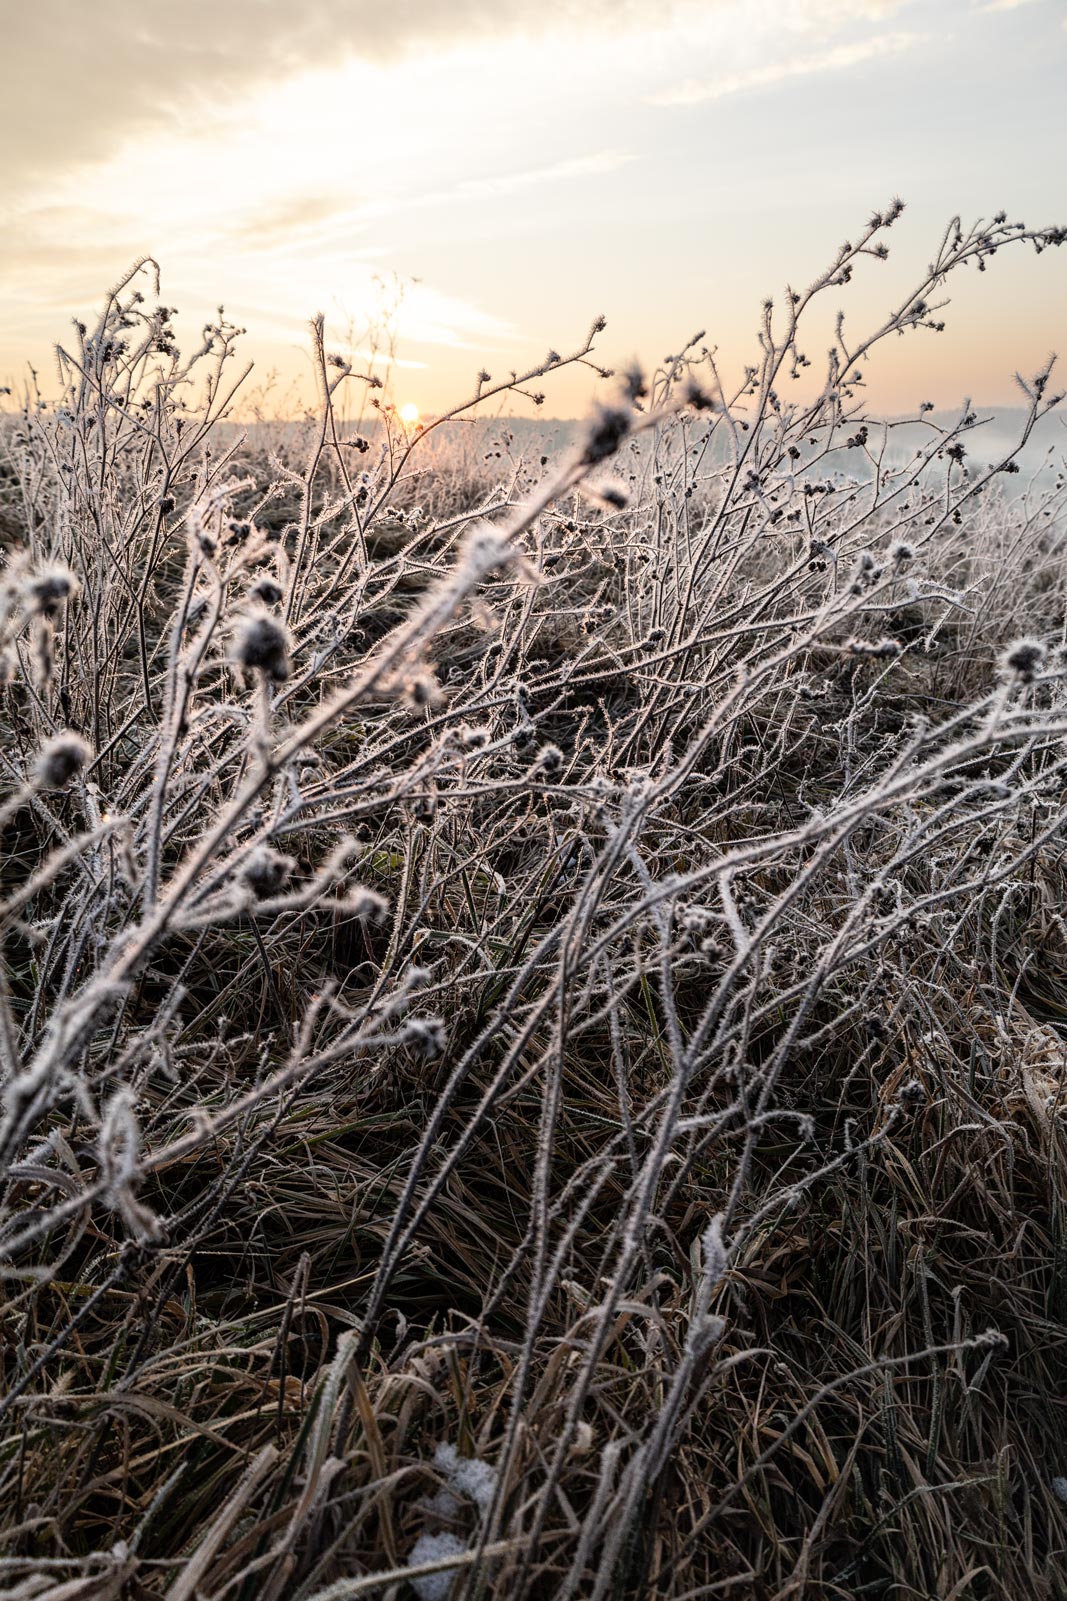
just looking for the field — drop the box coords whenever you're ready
[2,207,1067,1600]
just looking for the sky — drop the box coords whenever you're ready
[1,0,1066,418]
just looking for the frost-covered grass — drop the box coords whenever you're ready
[2,204,1067,1599]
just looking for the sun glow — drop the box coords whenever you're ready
[399,401,421,426]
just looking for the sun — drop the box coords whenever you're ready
[398,402,421,426]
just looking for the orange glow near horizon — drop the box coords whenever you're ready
[0,4,1064,416]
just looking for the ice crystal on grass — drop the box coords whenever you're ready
[434,1441,498,1512]
[407,1532,467,1601]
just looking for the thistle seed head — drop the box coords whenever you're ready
[999,637,1045,684]
[27,566,78,618]
[249,576,284,608]
[234,612,291,681]
[241,846,295,899]
[580,403,631,466]
[35,732,92,789]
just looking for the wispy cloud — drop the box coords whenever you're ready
[978,0,1041,11]
[348,349,428,370]
[224,150,636,251]
[454,151,636,201]
[648,30,926,106]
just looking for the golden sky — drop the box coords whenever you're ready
[2,0,1065,416]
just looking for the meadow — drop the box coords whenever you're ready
[2,203,1067,1600]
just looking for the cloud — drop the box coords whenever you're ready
[648,30,926,106]
[348,349,428,370]
[454,151,636,201]
[2,1,915,204]
[222,150,636,252]
[0,2,678,201]
[231,194,362,249]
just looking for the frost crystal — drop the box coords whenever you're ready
[434,1441,497,1512]
[407,1531,467,1601]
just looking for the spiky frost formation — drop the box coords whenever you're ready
[457,525,516,581]
[5,211,1067,1601]
[402,1017,446,1059]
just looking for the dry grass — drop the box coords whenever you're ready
[1,203,1067,1600]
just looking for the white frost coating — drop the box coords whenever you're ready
[407,1531,467,1601]
[421,1484,461,1519]
[702,1213,728,1285]
[433,1441,498,1512]
[407,1445,498,1597]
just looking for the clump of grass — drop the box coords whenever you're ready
[1,205,1067,1599]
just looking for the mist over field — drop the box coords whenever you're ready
[3,6,1067,1601]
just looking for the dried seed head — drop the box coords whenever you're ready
[249,577,284,608]
[403,668,441,708]
[622,363,647,401]
[27,566,78,617]
[241,846,295,899]
[683,378,715,411]
[580,403,631,466]
[234,612,291,681]
[999,637,1045,684]
[586,477,630,512]
[35,732,92,789]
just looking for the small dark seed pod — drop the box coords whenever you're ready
[250,577,284,608]
[35,732,92,789]
[28,568,76,618]
[580,404,631,466]
[235,613,291,682]
[1000,637,1045,684]
[241,847,295,899]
